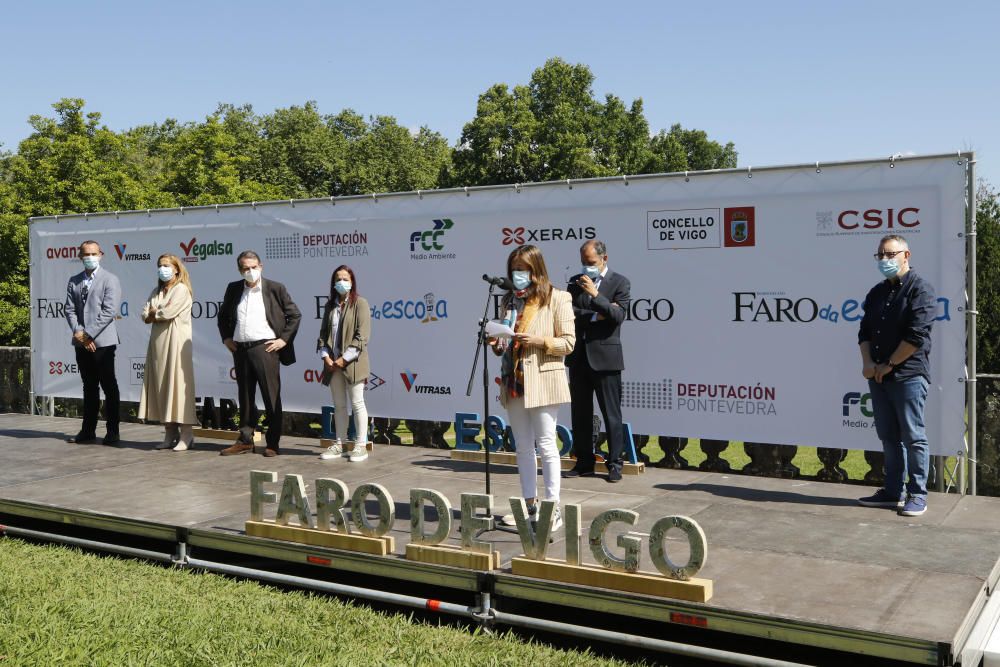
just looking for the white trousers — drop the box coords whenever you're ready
[330,371,368,443]
[505,397,561,503]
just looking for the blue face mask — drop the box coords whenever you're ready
[158,266,174,282]
[582,265,601,280]
[878,258,900,278]
[334,280,352,296]
[82,256,100,271]
[511,271,531,290]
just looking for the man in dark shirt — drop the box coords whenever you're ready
[857,234,936,516]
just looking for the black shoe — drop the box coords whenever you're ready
[68,432,96,444]
[102,433,121,446]
[607,467,622,483]
[563,466,595,478]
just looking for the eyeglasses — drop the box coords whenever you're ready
[874,250,906,260]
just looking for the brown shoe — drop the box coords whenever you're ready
[220,442,253,456]
[262,448,278,457]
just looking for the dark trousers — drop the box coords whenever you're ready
[75,344,120,436]
[569,361,624,472]
[234,343,283,451]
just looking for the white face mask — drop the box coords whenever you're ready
[158,266,175,282]
[242,267,261,284]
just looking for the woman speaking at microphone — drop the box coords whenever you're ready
[139,254,197,451]
[317,265,372,462]
[491,244,575,530]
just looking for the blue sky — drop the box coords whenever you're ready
[1,0,997,187]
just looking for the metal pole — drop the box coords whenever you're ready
[967,153,978,495]
[185,557,480,619]
[0,525,176,564]
[489,609,815,667]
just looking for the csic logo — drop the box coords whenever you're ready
[113,244,151,261]
[410,219,456,260]
[46,245,80,261]
[816,207,920,237]
[624,298,675,322]
[48,360,79,376]
[371,293,448,323]
[501,226,595,246]
[179,237,234,263]
[733,292,819,323]
[400,369,451,395]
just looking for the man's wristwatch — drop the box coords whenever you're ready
[886,359,898,368]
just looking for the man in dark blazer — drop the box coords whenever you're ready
[564,239,631,482]
[217,250,301,457]
[65,240,122,445]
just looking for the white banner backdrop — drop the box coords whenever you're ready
[30,156,969,454]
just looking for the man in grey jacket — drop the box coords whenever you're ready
[65,240,122,445]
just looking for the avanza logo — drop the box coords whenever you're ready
[400,369,451,395]
[501,226,596,245]
[180,237,234,263]
[46,245,79,261]
[114,244,151,261]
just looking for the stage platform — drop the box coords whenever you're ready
[2,413,998,665]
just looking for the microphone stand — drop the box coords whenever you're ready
[464,279,518,536]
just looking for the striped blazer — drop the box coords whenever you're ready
[498,289,576,410]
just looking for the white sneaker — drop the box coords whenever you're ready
[348,444,369,462]
[320,442,344,461]
[500,503,537,526]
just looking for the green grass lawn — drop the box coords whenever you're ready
[0,538,635,667]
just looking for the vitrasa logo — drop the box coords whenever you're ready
[400,369,451,395]
[179,237,234,263]
[46,246,80,261]
[501,226,596,246]
[410,219,456,261]
[114,244,151,261]
[816,207,921,237]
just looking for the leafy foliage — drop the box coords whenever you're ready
[0,60,737,346]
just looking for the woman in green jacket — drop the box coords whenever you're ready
[316,264,372,462]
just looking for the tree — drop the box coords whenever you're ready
[449,57,736,187]
[974,181,1000,495]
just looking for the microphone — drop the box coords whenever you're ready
[482,274,514,290]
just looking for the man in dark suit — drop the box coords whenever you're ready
[217,250,301,457]
[564,240,631,482]
[65,240,122,445]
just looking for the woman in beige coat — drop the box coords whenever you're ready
[491,244,575,530]
[139,254,197,451]
[316,264,372,463]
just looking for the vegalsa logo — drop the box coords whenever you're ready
[48,361,79,375]
[371,293,448,323]
[114,244,151,261]
[46,245,79,261]
[400,369,451,395]
[816,207,920,237]
[180,237,234,263]
[501,226,596,245]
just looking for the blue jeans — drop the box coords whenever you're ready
[868,376,929,499]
